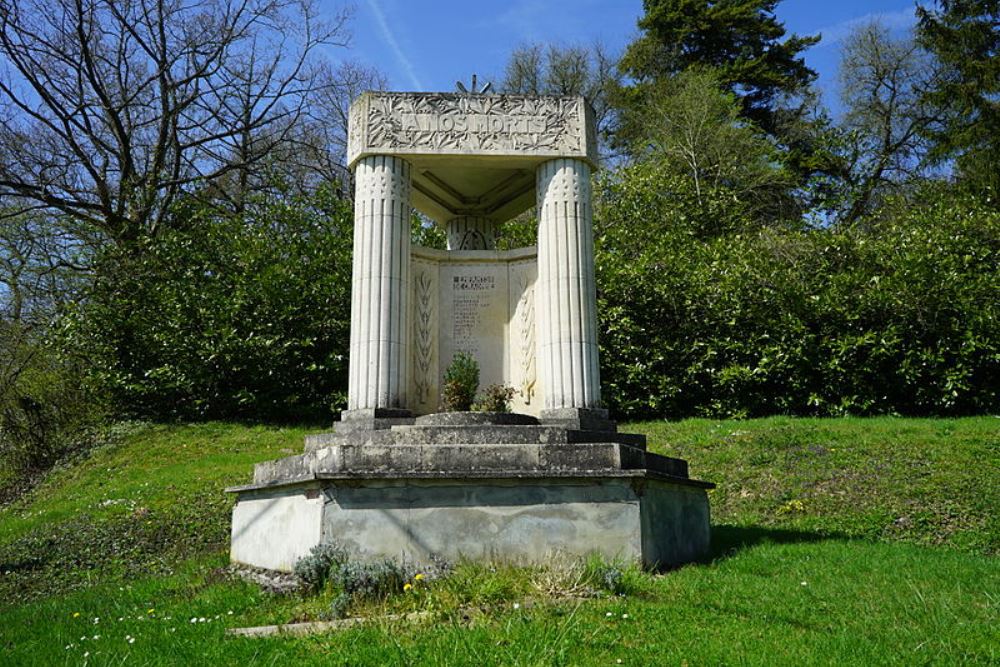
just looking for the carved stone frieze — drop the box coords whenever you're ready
[348,93,596,166]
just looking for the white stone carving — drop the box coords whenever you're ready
[349,93,594,164]
[347,155,412,410]
[536,158,600,410]
[516,273,537,405]
[413,269,435,404]
[446,216,497,250]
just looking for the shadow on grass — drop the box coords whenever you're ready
[707,524,848,563]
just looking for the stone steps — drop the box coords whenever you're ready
[304,426,645,451]
[253,442,687,486]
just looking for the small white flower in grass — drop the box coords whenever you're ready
[128,637,135,644]
[80,637,86,641]
[622,614,629,619]
[227,611,233,615]
[513,603,520,610]
[190,617,197,623]
[199,617,206,623]
[605,612,613,617]
[117,617,123,622]
[93,635,100,640]
[84,651,89,658]
[65,645,71,650]
[801,581,807,586]
[617,660,623,664]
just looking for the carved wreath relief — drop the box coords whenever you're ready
[413,269,435,404]
[362,94,584,155]
[516,272,536,405]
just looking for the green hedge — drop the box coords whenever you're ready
[596,166,999,417]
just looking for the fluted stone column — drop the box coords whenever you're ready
[346,155,412,415]
[536,158,607,428]
[446,216,497,250]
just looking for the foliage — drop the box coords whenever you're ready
[330,558,417,616]
[616,0,819,159]
[55,184,354,421]
[596,168,999,418]
[0,325,103,478]
[619,70,796,222]
[473,384,516,413]
[441,353,480,412]
[293,543,349,593]
[917,0,1000,195]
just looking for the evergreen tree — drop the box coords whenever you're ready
[617,0,819,140]
[916,0,1000,196]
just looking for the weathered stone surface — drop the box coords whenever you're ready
[229,476,710,572]
[414,411,539,426]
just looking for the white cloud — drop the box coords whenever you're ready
[364,0,424,90]
[812,8,918,49]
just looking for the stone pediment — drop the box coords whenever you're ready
[348,92,598,223]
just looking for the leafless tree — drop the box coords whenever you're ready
[501,41,619,156]
[838,22,940,223]
[0,0,351,244]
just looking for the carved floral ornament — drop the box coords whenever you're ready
[349,93,592,161]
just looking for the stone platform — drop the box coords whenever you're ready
[228,414,713,572]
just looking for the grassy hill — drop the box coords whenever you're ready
[0,418,997,665]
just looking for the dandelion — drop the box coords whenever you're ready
[73,612,81,618]
[147,608,155,614]
[403,583,413,592]
[414,573,425,581]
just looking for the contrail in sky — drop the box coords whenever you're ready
[364,0,424,90]
[812,8,917,48]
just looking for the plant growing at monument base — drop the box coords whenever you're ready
[473,384,517,413]
[441,353,479,411]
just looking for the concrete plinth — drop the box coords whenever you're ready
[228,414,713,572]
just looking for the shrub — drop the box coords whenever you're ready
[56,183,354,421]
[473,384,516,413]
[292,542,349,593]
[441,353,479,411]
[0,325,104,479]
[595,170,1000,418]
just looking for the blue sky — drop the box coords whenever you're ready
[333,0,923,115]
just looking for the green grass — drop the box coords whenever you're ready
[1,417,998,665]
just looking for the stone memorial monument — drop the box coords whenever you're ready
[228,86,713,572]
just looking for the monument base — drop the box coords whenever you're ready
[227,414,713,572]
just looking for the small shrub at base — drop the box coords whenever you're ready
[441,353,479,411]
[473,384,516,413]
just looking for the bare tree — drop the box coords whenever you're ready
[500,41,619,154]
[0,0,351,244]
[838,22,939,223]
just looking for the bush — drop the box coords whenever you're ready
[293,543,349,593]
[473,384,516,413]
[0,325,104,479]
[56,183,354,421]
[595,170,1000,418]
[441,353,479,411]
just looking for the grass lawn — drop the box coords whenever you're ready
[1,417,997,665]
